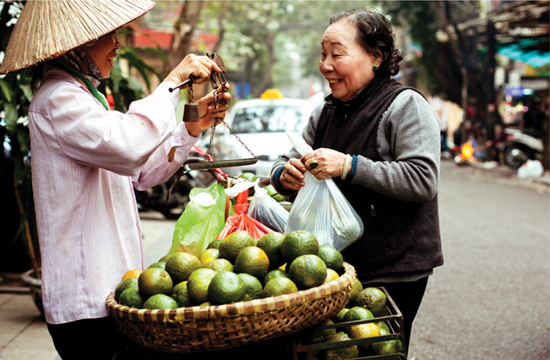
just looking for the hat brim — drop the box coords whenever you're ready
[0,0,156,75]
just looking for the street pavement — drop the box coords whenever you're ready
[0,161,548,360]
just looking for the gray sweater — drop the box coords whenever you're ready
[272,90,441,202]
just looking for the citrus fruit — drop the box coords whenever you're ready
[272,194,285,202]
[263,277,298,297]
[158,254,173,263]
[218,231,256,263]
[207,239,222,250]
[324,268,339,283]
[138,268,173,299]
[234,246,270,279]
[199,248,219,264]
[377,321,391,333]
[263,184,278,196]
[281,230,319,264]
[321,332,358,360]
[199,301,211,307]
[317,245,344,273]
[171,281,191,307]
[165,252,201,284]
[143,294,178,310]
[355,287,388,317]
[257,232,285,270]
[148,261,166,270]
[208,271,246,305]
[288,254,327,289]
[203,258,234,272]
[121,269,142,281]
[343,306,374,322]
[118,288,144,308]
[307,319,336,344]
[187,268,217,305]
[348,323,380,350]
[115,277,139,301]
[372,325,402,355]
[263,269,290,286]
[348,278,363,304]
[331,308,349,323]
[237,273,264,301]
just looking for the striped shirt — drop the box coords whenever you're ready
[29,65,197,324]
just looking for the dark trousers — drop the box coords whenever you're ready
[47,317,123,360]
[367,276,429,353]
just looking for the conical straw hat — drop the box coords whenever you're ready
[0,0,156,75]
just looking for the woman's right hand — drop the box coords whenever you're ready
[163,54,220,85]
[279,158,307,191]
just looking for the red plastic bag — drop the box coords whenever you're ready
[216,187,273,240]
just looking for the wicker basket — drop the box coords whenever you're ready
[105,262,356,353]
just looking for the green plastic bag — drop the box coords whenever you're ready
[169,183,226,257]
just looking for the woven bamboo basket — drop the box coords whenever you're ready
[105,262,356,353]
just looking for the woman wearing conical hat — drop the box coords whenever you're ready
[0,1,230,358]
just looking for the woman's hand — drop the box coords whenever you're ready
[301,148,347,180]
[163,54,220,85]
[185,86,231,137]
[279,158,307,191]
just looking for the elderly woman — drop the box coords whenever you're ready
[0,1,230,358]
[271,9,443,350]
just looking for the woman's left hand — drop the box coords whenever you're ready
[186,85,232,137]
[301,148,347,180]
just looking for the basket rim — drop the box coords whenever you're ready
[106,262,356,322]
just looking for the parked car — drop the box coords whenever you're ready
[199,96,314,178]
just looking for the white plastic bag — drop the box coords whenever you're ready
[248,183,289,233]
[517,159,544,179]
[284,133,364,251]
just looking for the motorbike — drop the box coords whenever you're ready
[502,128,544,169]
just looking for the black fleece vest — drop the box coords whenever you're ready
[313,81,443,281]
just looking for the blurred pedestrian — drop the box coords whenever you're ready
[270,9,442,352]
[0,1,230,359]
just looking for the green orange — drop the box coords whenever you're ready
[165,252,202,284]
[218,231,256,263]
[208,271,246,305]
[280,231,319,264]
[288,254,327,289]
[263,277,298,297]
[187,268,217,305]
[138,268,173,299]
[234,246,270,279]
[257,232,285,270]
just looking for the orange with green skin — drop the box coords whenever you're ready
[238,273,264,301]
[263,277,298,297]
[115,277,139,301]
[280,231,319,264]
[165,252,201,284]
[203,258,234,272]
[187,268,217,305]
[257,232,285,270]
[317,245,344,273]
[288,254,327,289]
[218,231,256,263]
[199,248,220,264]
[143,294,178,310]
[137,268,173,300]
[208,271,246,305]
[234,246,270,279]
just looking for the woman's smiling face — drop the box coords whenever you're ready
[83,32,121,78]
[319,21,378,102]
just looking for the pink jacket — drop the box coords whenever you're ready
[29,65,198,324]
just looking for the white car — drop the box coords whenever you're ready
[200,97,313,178]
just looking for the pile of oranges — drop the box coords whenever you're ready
[114,230,345,310]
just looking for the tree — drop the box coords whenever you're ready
[380,1,499,136]
[169,0,206,70]
[199,1,373,98]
